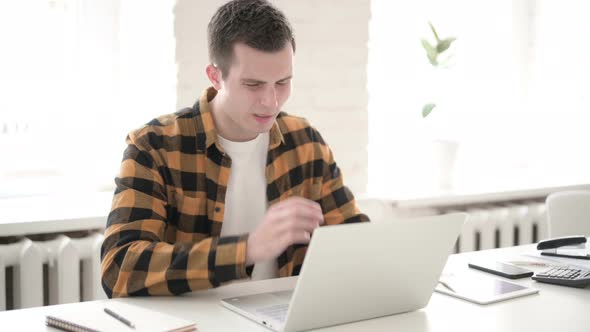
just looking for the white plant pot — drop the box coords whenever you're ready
[432,139,458,190]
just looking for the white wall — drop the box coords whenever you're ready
[174,0,370,195]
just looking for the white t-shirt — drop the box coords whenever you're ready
[217,133,278,280]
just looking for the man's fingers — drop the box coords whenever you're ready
[279,216,320,236]
[291,196,322,212]
[272,202,325,229]
[272,196,322,213]
[283,229,311,245]
[289,206,323,223]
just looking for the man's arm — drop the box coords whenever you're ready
[317,137,370,225]
[100,132,249,297]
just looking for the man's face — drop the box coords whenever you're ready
[213,42,293,141]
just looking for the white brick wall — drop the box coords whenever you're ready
[174,0,370,194]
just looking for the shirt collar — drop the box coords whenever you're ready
[199,87,285,150]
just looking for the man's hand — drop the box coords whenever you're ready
[246,197,324,265]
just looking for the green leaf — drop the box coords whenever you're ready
[421,39,438,66]
[428,21,440,42]
[422,103,436,118]
[436,37,456,53]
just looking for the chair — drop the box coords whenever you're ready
[545,190,590,238]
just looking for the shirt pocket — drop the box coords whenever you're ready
[172,192,209,234]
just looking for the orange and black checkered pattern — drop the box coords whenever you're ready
[101,87,369,297]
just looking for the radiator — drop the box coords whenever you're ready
[359,198,549,253]
[0,232,106,311]
[445,201,548,253]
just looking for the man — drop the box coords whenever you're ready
[101,0,368,298]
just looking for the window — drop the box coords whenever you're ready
[0,0,175,198]
[368,0,590,198]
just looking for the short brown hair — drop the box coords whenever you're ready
[207,0,296,77]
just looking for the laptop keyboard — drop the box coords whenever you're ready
[255,303,289,322]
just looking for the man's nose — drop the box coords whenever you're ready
[260,86,278,108]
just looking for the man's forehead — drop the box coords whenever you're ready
[229,43,294,81]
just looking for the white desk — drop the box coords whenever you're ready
[0,192,111,236]
[1,244,589,331]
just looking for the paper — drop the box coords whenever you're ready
[522,249,590,270]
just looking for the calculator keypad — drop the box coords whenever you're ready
[533,267,590,287]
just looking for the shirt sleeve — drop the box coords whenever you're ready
[100,131,250,298]
[316,138,370,225]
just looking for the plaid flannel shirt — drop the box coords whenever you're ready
[101,87,369,297]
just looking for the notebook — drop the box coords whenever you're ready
[46,301,196,332]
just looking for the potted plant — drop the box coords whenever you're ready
[421,22,456,118]
[421,22,458,190]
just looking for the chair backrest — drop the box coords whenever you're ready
[546,190,590,238]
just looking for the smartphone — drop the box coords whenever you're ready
[468,261,534,279]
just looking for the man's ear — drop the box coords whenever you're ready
[206,64,222,90]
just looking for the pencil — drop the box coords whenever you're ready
[104,307,136,329]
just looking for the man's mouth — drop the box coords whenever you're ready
[253,113,275,124]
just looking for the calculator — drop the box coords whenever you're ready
[532,267,590,288]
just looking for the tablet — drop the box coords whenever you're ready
[435,273,539,304]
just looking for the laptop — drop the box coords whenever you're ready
[221,212,466,332]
